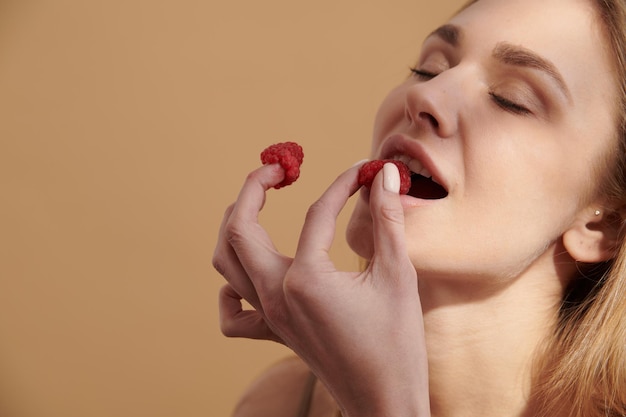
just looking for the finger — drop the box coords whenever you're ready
[369,163,410,267]
[295,164,361,262]
[223,164,292,293]
[212,204,262,309]
[232,162,286,219]
[218,285,284,344]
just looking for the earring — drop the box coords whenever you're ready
[595,210,601,216]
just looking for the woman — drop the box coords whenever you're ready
[213,0,626,416]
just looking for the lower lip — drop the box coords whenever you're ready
[399,194,442,208]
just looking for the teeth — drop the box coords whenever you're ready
[418,166,432,179]
[392,154,430,178]
[394,154,412,165]
[391,154,440,185]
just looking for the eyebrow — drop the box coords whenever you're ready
[427,24,572,102]
[492,42,571,101]
[428,24,461,46]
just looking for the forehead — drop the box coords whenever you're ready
[448,0,602,57]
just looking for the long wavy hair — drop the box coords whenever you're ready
[455,1,626,415]
[530,0,626,415]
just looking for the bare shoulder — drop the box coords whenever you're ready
[232,356,338,417]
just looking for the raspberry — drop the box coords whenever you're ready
[260,141,304,189]
[358,160,411,194]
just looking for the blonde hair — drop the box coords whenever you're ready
[422,1,626,415]
[529,0,626,415]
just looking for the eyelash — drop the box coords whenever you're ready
[488,93,531,115]
[409,67,436,80]
[408,67,532,116]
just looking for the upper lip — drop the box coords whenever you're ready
[379,134,448,191]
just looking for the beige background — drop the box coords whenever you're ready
[0,0,463,416]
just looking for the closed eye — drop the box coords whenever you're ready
[409,67,437,80]
[489,92,531,115]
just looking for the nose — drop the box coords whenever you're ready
[404,72,462,139]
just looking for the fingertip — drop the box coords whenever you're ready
[231,164,286,215]
[383,162,400,194]
[248,163,286,190]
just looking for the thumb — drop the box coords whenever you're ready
[369,162,409,267]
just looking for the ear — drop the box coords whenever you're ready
[562,206,621,263]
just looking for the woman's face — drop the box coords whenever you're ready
[346,0,619,281]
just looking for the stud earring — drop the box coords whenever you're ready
[595,210,601,216]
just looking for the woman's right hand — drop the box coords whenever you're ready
[213,162,430,417]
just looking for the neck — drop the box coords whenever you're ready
[419,255,569,417]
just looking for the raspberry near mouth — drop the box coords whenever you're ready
[408,173,449,199]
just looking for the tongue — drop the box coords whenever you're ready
[408,174,448,199]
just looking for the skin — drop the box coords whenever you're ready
[346,0,620,415]
[348,0,617,282]
[213,0,621,416]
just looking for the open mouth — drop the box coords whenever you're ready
[392,154,448,199]
[408,172,448,199]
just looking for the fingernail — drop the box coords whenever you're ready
[352,158,369,167]
[383,162,400,193]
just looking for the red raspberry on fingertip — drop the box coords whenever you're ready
[358,159,411,194]
[260,141,304,189]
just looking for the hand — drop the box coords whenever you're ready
[213,162,430,417]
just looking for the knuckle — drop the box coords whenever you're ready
[378,204,404,225]
[282,265,313,304]
[305,199,331,222]
[219,318,238,338]
[224,218,248,248]
[283,274,306,300]
[245,168,263,182]
[217,283,234,299]
[211,252,226,276]
[223,203,235,218]
[263,300,288,326]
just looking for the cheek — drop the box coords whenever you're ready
[466,125,582,202]
[464,140,584,240]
